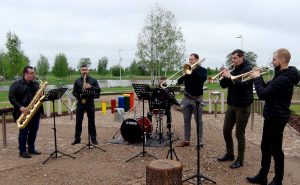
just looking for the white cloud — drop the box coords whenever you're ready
[0,0,299,70]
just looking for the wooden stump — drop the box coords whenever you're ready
[146,159,183,185]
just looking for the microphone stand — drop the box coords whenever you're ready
[183,95,216,185]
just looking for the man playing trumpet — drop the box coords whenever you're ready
[247,48,300,185]
[217,49,253,169]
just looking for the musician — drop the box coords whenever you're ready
[176,53,207,147]
[217,49,253,169]
[71,64,100,145]
[247,49,300,185]
[9,66,43,158]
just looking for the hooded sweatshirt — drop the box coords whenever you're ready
[253,66,300,122]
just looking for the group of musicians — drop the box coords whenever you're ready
[8,48,299,185]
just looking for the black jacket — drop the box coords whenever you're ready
[9,78,41,120]
[253,66,300,122]
[177,65,207,96]
[220,60,253,106]
[73,75,100,102]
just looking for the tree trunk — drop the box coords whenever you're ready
[146,159,183,185]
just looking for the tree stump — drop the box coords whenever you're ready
[146,159,183,185]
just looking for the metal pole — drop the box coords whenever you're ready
[119,49,122,80]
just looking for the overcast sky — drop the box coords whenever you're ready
[0,0,299,70]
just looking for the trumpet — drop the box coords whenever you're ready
[160,58,205,88]
[208,63,235,83]
[230,66,269,82]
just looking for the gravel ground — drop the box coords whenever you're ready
[1,99,299,185]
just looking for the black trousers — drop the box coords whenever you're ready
[258,119,287,183]
[19,113,40,153]
[75,101,97,141]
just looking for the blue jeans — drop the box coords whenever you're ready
[18,114,40,153]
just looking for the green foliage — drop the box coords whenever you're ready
[97,57,108,75]
[52,53,69,79]
[36,55,49,79]
[136,4,186,82]
[110,65,124,76]
[77,58,91,70]
[3,32,29,80]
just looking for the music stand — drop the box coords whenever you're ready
[43,88,75,164]
[182,94,216,184]
[126,84,156,162]
[150,88,179,160]
[73,88,106,154]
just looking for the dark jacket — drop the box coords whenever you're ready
[220,60,253,106]
[9,78,41,120]
[177,65,207,96]
[253,66,300,122]
[73,75,100,102]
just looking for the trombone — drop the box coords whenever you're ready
[230,66,269,82]
[160,58,205,88]
[208,63,235,83]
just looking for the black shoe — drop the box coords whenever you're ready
[20,152,31,158]
[246,175,268,185]
[268,180,282,185]
[92,140,98,145]
[230,160,243,169]
[71,140,81,145]
[217,153,234,161]
[28,150,41,155]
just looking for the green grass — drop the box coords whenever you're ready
[1,83,299,115]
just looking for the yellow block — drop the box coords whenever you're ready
[102,102,106,115]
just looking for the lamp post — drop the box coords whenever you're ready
[236,34,243,50]
[119,49,122,80]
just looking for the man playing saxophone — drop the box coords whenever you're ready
[71,64,100,145]
[9,66,43,158]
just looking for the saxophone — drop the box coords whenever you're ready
[81,74,87,104]
[16,80,48,129]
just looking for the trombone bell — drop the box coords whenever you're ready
[160,58,205,88]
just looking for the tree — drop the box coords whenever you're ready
[0,51,5,79]
[135,4,186,85]
[244,51,257,67]
[52,53,69,79]
[97,57,108,75]
[110,65,124,76]
[36,55,49,79]
[77,58,91,70]
[128,59,139,75]
[3,32,29,80]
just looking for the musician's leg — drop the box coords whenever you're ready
[87,102,97,141]
[75,103,84,141]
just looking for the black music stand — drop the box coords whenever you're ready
[43,88,75,164]
[150,88,179,160]
[126,84,156,162]
[73,88,106,154]
[182,93,216,184]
